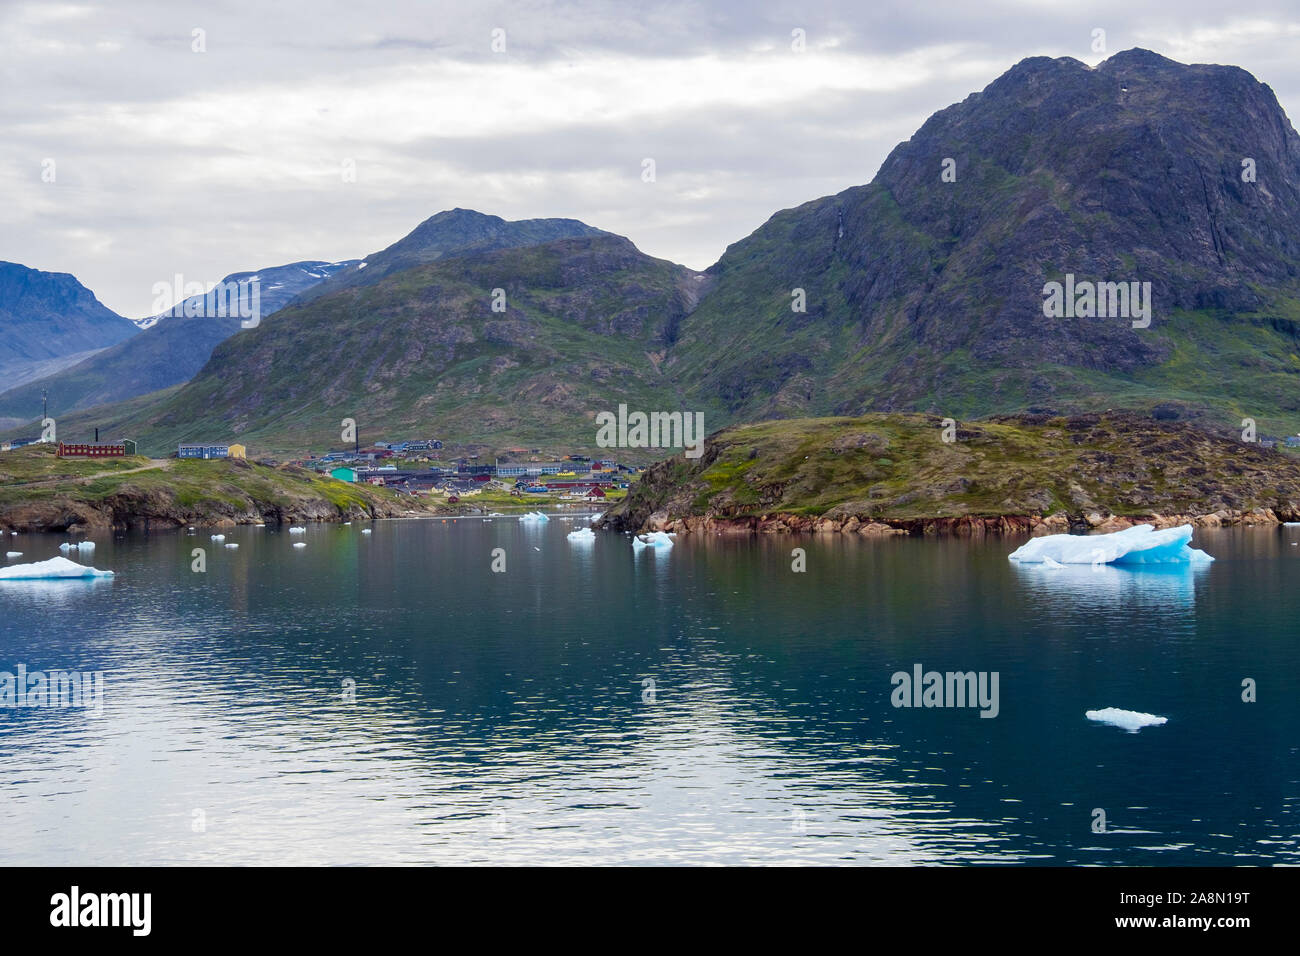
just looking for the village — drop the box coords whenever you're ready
[5,434,640,507]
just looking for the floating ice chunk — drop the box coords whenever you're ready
[292,542,307,548]
[289,526,306,533]
[1086,707,1168,732]
[1009,524,1212,565]
[343,521,352,525]
[632,531,675,549]
[567,527,596,542]
[0,556,113,580]
[6,552,22,558]
[211,534,225,542]
[519,512,549,522]
[224,543,239,549]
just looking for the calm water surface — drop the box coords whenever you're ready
[1,516,1297,865]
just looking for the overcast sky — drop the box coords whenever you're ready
[3,0,1299,317]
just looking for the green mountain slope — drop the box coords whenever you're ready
[55,235,701,456]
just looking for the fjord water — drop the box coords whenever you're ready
[1,518,1297,866]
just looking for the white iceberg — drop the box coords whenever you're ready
[632,531,675,550]
[361,529,372,535]
[1086,707,1168,732]
[519,512,550,522]
[224,543,239,549]
[211,534,225,542]
[6,552,23,558]
[0,556,114,580]
[58,541,95,552]
[292,542,307,548]
[567,527,596,542]
[289,526,306,533]
[1009,524,1212,565]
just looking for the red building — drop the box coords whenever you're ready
[58,442,125,458]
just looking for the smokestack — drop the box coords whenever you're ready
[95,427,99,442]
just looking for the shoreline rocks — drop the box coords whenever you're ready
[630,507,1297,538]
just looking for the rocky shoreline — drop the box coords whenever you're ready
[612,506,1298,538]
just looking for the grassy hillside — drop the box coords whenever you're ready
[0,443,438,531]
[599,412,1300,531]
[45,236,700,459]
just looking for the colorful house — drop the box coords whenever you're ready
[330,467,357,483]
[228,443,247,459]
[178,443,229,459]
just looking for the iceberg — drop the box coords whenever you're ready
[1008,524,1212,565]
[0,556,114,580]
[361,529,372,535]
[6,552,23,558]
[211,534,225,542]
[292,542,307,548]
[567,527,596,542]
[224,543,239,549]
[1086,707,1168,732]
[289,526,306,534]
[519,512,550,522]
[632,531,675,550]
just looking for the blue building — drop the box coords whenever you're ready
[178,443,229,459]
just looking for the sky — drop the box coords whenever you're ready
[3,0,1300,317]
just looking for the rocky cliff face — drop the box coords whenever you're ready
[671,49,1300,430]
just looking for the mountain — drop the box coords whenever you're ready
[0,262,138,391]
[291,208,610,304]
[669,49,1300,433]
[50,233,701,455]
[132,259,358,330]
[31,50,1300,455]
[0,260,357,423]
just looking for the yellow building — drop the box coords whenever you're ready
[228,444,247,459]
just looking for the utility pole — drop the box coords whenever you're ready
[42,388,47,423]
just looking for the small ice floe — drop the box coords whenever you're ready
[1285,522,1300,527]
[289,526,306,533]
[567,527,596,542]
[58,541,95,552]
[224,543,239,549]
[361,529,372,535]
[1009,524,1212,565]
[292,542,307,548]
[343,521,352,526]
[1086,707,1168,732]
[6,552,22,558]
[0,556,114,580]
[211,534,225,542]
[520,512,549,522]
[632,531,675,550]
